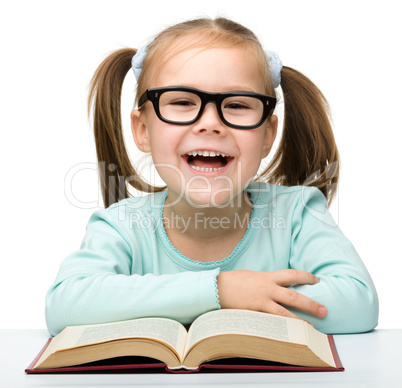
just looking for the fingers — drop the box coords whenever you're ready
[273,269,319,287]
[217,269,327,323]
[265,302,308,321]
[273,287,327,318]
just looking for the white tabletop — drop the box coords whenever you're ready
[0,329,400,387]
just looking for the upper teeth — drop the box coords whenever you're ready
[187,150,229,157]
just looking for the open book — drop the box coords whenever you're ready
[26,309,343,373]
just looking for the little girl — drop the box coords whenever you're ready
[46,17,378,336]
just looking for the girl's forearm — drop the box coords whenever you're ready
[45,269,220,336]
[287,275,379,334]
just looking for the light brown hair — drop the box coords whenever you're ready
[88,17,339,208]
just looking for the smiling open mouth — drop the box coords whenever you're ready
[184,150,233,172]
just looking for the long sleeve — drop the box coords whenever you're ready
[287,187,379,334]
[46,184,379,336]
[45,210,220,336]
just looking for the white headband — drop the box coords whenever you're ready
[132,42,282,88]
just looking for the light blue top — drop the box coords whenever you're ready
[46,182,379,336]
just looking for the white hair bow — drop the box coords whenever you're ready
[132,42,282,88]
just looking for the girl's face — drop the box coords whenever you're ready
[132,41,277,210]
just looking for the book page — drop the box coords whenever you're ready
[185,309,307,355]
[35,318,187,367]
[304,322,336,367]
[74,318,186,352]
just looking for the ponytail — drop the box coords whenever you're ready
[260,66,339,205]
[88,48,165,208]
[88,28,339,207]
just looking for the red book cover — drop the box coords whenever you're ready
[25,335,344,374]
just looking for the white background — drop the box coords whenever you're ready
[1,0,401,330]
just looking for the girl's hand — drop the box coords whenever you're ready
[216,270,327,321]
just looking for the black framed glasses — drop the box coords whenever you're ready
[138,86,277,130]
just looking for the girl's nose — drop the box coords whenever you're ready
[192,103,228,135]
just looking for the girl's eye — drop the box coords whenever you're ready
[170,99,197,106]
[161,91,201,109]
[224,102,250,110]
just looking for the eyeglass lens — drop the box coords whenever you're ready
[158,90,264,127]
